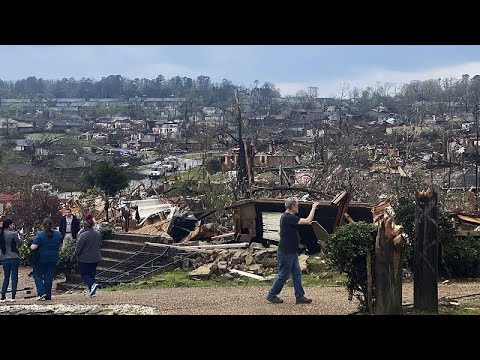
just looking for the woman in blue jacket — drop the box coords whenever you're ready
[30,218,63,301]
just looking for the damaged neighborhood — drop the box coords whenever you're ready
[1,55,480,314]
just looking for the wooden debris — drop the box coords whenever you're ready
[229,269,268,281]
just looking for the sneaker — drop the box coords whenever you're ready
[8,298,16,302]
[296,296,312,304]
[36,294,46,301]
[0,298,6,303]
[267,296,284,304]
[89,283,99,297]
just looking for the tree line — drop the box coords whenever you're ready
[0,75,281,108]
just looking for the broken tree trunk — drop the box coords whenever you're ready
[375,216,406,315]
[414,188,439,313]
[244,140,254,196]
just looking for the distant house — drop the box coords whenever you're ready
[112,118,131,130]
[0,99,30,107]
[153,120,181,139]
[285,116,312,135]
[218,149,297,172]
[0,118,18,130]
[254,152,297,168]
[53,98,86,106]
[140,134,156,148]
[249,115,278,127]
[14,139,34,151]
[16,121,35,133]
[14,115,37,128]
[93,118,115,131]
[46,120,84,132]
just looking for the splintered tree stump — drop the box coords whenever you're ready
[414,189,439,313]
[375,216,405,315]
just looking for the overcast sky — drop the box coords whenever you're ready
[1,45,479,97]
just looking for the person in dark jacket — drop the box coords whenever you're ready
[267,197,319,305]
[31,218,63,301]
[75,214,102,298]
[59,208,80,250]
[0,219,23,301]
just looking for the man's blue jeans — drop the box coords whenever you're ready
[268,250,305,300]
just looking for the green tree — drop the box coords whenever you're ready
[83,162,129,222]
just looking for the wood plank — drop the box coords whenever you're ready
[331,190,348,205]
[210,232,236,240]
[179,226,202,243]
[229,269,267,280]
[343,212,355,223]
[311,221,329,242]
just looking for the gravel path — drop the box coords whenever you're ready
[1,267,480,314]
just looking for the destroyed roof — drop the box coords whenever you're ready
[6,163,35,176]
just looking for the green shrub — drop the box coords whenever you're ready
[394,196,459,277]
[324,222,377,312]
[99,224,113,240]
[442,234,480,278]
[19,239,33,266]
[54,240,78,278]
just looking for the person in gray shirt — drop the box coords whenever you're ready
[0,219,24,301]
[74,214,102,298]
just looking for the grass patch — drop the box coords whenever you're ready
[452,306,480,315]
[105,267,346,291]
[301,272,346,287]
[183,152,202,160]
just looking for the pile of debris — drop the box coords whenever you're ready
[177,242,311,282]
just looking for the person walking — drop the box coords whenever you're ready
[59,208,80,251]
[31,218,63,301]
[0,219,23,302]
[74,214,102,298]
[267,197,319,304]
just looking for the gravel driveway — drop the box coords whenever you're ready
[1,267,480,315]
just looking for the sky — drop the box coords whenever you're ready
[1,45,480,97]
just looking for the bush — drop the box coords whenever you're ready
[55,240,78,278]
[324,222,377,312]
[19,240,33,266]
[99,225,113,240]
[394,196,459,277]
[442,234,480,278]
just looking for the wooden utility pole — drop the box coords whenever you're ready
[375,216,405,315]
[414,188,439,313]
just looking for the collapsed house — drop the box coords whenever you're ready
[226,196,373,254]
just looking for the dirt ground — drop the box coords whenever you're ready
[0,266,479,315]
